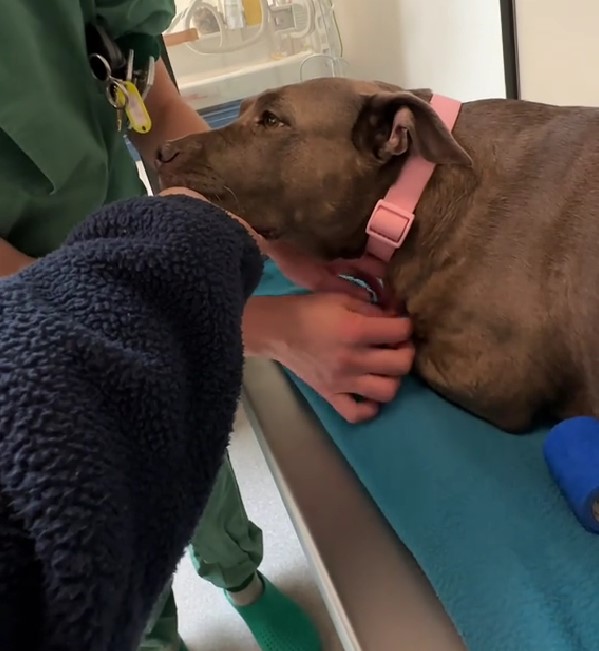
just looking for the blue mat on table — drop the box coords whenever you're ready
[254,259,599,651]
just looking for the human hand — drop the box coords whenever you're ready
[258,292,414,423]
[159,186,264,246]
[264,239,391,305]
[159,186,209,200]
[0,239,35,278]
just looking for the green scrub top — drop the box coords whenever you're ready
[0,0,175,257]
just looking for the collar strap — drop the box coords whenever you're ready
[365,95,463,262]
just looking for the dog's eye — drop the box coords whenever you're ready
[259,111,283,128]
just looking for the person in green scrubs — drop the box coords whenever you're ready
[1,1,414,650]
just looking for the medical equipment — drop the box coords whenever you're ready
[163,0,344,111]
[544,416,599,533]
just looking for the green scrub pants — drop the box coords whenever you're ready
[140,455,263,650]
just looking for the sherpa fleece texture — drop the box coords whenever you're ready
[0,196,263,651]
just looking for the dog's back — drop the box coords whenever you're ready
[388,98,599,430]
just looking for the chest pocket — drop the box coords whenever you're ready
[0,0,114,195]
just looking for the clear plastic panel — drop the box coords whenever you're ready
[163,0,345,110]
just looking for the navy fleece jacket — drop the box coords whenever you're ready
[0,196,263,651]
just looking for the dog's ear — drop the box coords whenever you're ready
[355,91,472,166]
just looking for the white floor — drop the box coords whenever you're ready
[172,406,343,651]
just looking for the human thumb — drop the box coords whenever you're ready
[342,295,386,317]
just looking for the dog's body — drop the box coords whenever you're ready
[157,78,599,432]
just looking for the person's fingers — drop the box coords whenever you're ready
[328,393,380,424]
[225,214,265,247]
[336,295,387,317]
[376,284,403,312]
[344,307,413,345]
[316,274,373,301]
[159,186,208,201]
[331,254,387,280]
[326,259,384,302]
[347,344,415,377]
[158,186,262,243]
[350,374,402,404]
[356,254,387,278]
[344,271,384,302]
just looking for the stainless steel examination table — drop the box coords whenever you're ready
[242,357,467,651]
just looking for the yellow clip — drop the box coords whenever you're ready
[115,80,152,134]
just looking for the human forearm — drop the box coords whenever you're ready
[0,239,34,277]
[129,60,210,166]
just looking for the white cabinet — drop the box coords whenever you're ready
[515,0,599,106]
[335,0,507,100]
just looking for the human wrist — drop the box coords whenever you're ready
[242,295,291,359]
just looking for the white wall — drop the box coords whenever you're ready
[514,0,599,106]
[334,0,506,101]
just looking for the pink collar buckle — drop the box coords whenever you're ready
[365,200,415,263]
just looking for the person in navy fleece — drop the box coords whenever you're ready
[0,191,263,651]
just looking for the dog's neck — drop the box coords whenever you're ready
[379,148,477,312]
[365,95,463,263]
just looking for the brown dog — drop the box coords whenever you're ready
[156,77,599,433]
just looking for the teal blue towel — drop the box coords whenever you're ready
[254,259,599,651]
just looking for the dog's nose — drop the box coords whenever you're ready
[155,142,181,165]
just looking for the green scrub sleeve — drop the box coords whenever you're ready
[94,0,176,39]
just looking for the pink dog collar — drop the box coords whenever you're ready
[365,95,463,262]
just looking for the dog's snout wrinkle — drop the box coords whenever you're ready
[156,142,181,165]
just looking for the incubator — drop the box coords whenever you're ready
[163,0,344,118]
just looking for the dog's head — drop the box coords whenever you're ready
[156,78,471,259]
